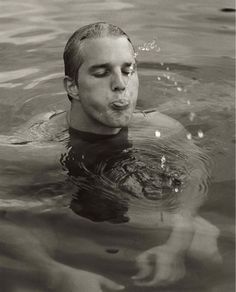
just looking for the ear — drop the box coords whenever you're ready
[63,76,80,101]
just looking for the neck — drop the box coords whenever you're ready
[69,101,121,135]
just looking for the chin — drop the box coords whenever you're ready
[110,116,132,128]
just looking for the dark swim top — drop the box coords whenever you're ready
[61,126,185,223]
[62,127,132,223]
[68,126,128,142]
[66,126,131,175]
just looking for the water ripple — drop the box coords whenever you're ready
[0,68,39,83]
[63,129,210,223]
[24,72,63,89]
[0,26,63,45]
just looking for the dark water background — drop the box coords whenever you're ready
[0,0,235,291]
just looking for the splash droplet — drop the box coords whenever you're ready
[197,130,204,138]
[161,155,166,163]
[161,155,166,169]
[138,40,160,52]
[187,133,192,140]
[189,112,196,122]
[155,130,161,137]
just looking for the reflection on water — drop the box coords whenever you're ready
[0,0,235,291]
[62,122,210,226]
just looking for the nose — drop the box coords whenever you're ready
[111,72,126,92]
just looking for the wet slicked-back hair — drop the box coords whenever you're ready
[63,22,134,100]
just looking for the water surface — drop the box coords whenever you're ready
[0,0,235,291]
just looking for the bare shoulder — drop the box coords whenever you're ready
[144,110,184,131]
[131,109,185,137]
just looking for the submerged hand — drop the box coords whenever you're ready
[132,245,185,287]
[49,264,125,292]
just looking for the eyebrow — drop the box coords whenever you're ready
[88,62,136,72]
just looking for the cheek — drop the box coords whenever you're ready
[80,80,108,101]
[80,89,106,111]
[79,81,95,94]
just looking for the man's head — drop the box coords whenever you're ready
[63,22,139,135]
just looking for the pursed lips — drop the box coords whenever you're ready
[110,99,130,110]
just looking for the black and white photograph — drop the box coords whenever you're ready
[0,0,235,291]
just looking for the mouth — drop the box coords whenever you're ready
[110,99,130,110]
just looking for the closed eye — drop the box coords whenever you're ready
[122,68,134,75]
[89,62,136,78]
[122,63,136,75]
[91,68,111,78]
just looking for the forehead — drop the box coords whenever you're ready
[80,37,135,66]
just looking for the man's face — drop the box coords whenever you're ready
[76,37,139,131]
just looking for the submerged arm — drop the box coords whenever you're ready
[133,112,211,286]
[0,220,124,292]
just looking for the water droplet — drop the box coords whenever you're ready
[187,133,192,140]
[174,188,179,193]
[161,155,166,169]
[150,41,156,49]
[177,87,182,92]
[166,75,170,80]
[160,62,164,66]
[166,67,170,71]
[157,76,161,81]
[138,40,160,52]
[161,155,166,164]
[174,81,178,86]
[189,112,196,122]
[187,100,191,105]
[155,130,161,137]
[197,130,204,138]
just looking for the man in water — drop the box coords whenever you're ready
[0,22,221,292]
[61,22,221,288]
